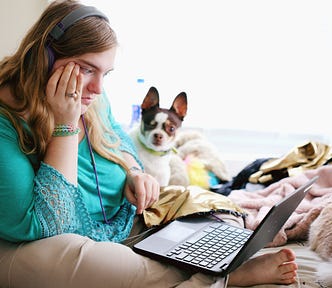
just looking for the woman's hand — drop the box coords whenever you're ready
[43,62,83,185]
[124,169,160,214]
[46,62,83,126]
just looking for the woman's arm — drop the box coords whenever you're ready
[0,117,41,241]
[43,63,82,185]
[0,116,79,242]
[0,116,75,242]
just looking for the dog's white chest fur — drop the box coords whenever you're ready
[130,127,172,187]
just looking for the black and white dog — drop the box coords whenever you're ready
[130,86,187,187]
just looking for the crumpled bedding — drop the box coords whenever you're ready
[228,165,332,246]
[249,140,332,185]
[143,185,246,227]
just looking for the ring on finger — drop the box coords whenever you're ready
[65,91,78,98]
[65,92,77,98]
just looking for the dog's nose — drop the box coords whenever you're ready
[154,133,163,141]
[153,133,164,145]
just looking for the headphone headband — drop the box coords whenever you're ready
[49,6,109,41]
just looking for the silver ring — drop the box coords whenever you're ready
[65,92,78,98]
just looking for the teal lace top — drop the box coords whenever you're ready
[0,93,140,243]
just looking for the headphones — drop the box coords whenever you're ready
[46,5,109,71]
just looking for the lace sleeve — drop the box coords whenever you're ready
[34,162,135,242]
[34,162,80,237]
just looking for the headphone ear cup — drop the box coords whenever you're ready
[46,45,55,73]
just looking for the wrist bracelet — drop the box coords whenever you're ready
[129,166,143,173]
[52,124,81,137]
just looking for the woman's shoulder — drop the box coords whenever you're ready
[0,112,20,135]
[0,112,14,131]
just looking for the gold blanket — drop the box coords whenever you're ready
[143,185,246,227]
[249,141,332,184]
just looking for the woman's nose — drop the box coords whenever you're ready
[87,75,104,95]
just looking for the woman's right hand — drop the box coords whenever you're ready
[43,62,83,185]
[46,62,83,126]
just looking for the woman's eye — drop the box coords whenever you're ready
[80,67,94,75]
[103,70,111,77]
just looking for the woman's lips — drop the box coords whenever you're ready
[81,97,94,106]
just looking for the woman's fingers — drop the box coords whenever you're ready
[128,173,160,214]
[64,64,79,98]
[46,66,64,100]
[75,71,83,100]
[46,62,82,124]
[145,179,159,207]
[48,62,79,98]
[56,62,76,97]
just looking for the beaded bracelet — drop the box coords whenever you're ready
[129,166,143,173]
[52,124,81,137]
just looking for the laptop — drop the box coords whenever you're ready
[133,176,318,276]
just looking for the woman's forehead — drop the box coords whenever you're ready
[57,48,116,72]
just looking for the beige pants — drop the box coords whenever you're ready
[0,214,242,288]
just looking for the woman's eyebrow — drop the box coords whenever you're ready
[77,59,114,74]
[77,59,99,70]
[77,59,113,73]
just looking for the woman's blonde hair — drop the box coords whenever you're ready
[0,0,129,169]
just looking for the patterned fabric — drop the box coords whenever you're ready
[0,93,139,243]
[35,163,136,242]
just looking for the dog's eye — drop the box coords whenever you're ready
[165,124,176,135]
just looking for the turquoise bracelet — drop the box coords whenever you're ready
[52,124,81,137]
[129,166,143,173]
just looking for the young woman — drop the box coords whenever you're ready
[0,0,298,287]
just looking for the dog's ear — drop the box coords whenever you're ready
[170,92,187,121]
[141,86,159,111]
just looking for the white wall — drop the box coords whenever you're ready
[1,0,332,160]
[0,0,47,59]
[81,0,332,140]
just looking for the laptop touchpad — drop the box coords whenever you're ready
[157,224,195,242]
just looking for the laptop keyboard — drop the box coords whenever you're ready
[166,222,252,269]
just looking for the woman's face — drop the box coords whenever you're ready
[52,47,116,114]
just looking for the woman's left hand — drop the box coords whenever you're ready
[124,170,160,214]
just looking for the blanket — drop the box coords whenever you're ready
[228,165,332,246]
[143,185,246,227]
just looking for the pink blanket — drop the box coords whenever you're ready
[228,165,332,246]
